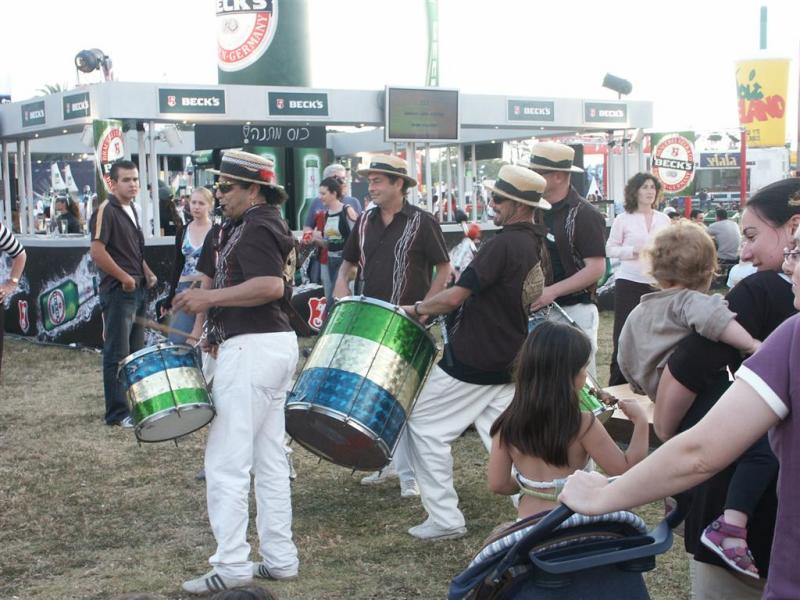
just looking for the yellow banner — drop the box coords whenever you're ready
[736,58,789,148]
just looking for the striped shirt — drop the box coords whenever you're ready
[0,222,24,258]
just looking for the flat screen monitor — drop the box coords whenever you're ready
[385,86,460,142]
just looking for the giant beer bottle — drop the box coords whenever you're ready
[40,277,98,332]
[217,0,311,86]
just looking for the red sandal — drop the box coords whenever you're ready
[700,515,759,579]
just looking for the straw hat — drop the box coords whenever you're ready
[357,154,417,187]
[483,165,550,209]
[207,150,280,187]
[519,141,584,173]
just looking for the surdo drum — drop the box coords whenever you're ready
[285,296,437,470]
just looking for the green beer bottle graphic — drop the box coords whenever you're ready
[40,277,98,331]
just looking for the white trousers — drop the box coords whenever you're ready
[406,366,514,530]
[205,332,299,580]
[549,302,599,379]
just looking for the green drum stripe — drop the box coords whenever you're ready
[127,366,207,404]
[304,333,423,413]
[131,388,211,423]
[325,302,436,368]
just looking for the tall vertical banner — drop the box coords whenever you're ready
[735,58,789,148]
[650,131,697,197]
[216,0,310,86]
[93,119,125,201]
[425,0,439,87]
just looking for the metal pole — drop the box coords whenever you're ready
[796,40,800,177]
[148,121,161,236]
[470,143,478,221]
[444,146,452,221]
[407,142,418,205]
[1,142,10,228]
[759,6,767,50]
[456,144,465,215]
[424,143,432,212]
[16,143,25,234]
[25,140,34,233]
[138,129,149,238]
[740,128,748,208]
[161,155,168,180]
[437,147,443,219]
[622,136,629,191]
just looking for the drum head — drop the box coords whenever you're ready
[285,405,390,470]
[135,403,215,443]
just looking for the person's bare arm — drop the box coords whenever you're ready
[487,435,519,496]
[173,276,284,314]
[424,261,453,299]
[531,257,605,311]
[333,260,358,299]
[559,378,779,515]
[581,399,649,475]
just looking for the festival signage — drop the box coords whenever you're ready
[93,119,125,197]
[507,100,555,122]
[385,86,460,142]
[268,92,328,117]
[21,100,46,127]
[583,102,628,125]
[62,92,91,120]
[194,123,326,149]
[735,58,789,148]
[699,153,741,169]
[651,131,696,195]
[158,88,226,114]
[217,0,311,86]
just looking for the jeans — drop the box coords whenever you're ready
[324,255,344,317]
[169,281,196,345]
[100,285,146,424]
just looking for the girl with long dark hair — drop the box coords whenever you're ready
[488,321,649,519]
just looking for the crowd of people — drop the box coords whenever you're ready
[1,141,799,598]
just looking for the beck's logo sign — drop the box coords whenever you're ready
[268,92,328,116]
[652,134,696,194]
[18,300,29,333]
[63,92,91,120]
[307,296,326,331]
[159,89,226,114]
[217,0,277,72]
[21,100,46,127]
[507,100,555,122]
[583,102,628,124]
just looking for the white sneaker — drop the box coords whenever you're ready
[252,561,298,580]
[360,466,399,486]
[400,478,420,498]
[181,570,251,594]
[120,416,135,429]
[408,517,466,541]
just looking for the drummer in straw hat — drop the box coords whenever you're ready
[334,154,453,498]
[173,150,302,593]
[519,141,607,378]
[398,165,550,540]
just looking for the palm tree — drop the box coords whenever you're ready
[36,83,65,96]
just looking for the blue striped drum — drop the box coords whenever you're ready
[285,297,438,470]
[118,343,215,443]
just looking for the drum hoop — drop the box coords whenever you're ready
[118,342,192,370]
[335,295,437,346]
[285,402,393,457]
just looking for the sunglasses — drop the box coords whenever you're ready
[491,193,507,204]
[213,181,239,194]
[784,247,800,267]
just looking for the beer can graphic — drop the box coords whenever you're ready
[39,276,98,332]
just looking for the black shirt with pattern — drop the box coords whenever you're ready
[543,186,606,305]
[197,204,294,343]
[89,194,145,293]
[441,221,548,385]
[342,201,449,305]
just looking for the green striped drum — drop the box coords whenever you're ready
[286,297,438,470]
[118,343,215,443]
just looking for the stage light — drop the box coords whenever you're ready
[74,49,113,81]
[602,73,633,97]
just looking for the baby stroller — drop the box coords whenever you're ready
[449,503,685,599]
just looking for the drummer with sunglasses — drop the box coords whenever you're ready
[173,151,301,594]
[399,165,550,540]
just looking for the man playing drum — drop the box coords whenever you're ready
[333,154,452,498]
[173,151,300,593]
[399,165,550,540]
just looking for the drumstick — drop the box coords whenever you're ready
[135,317,200,343]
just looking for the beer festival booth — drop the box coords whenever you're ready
[0,81,652,347]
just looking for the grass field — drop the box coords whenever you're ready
[0,311,690,599]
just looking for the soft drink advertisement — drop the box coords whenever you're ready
[735,58,789,148]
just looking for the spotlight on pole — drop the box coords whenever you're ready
[74,49,114,81]
[602,73,633,98]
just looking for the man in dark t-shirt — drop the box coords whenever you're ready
[398,165,550,540]
[520,142,606,378]
[173,151,300,593]
[89,160,158,427]
[334,154,452,497]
